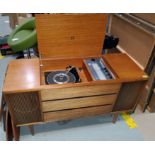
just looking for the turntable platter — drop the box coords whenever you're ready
[45,71,76,84]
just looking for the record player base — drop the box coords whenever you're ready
[2,54,147,140]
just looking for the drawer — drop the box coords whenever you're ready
[43,105,112,122]
[42,94,117,112]
[41,83,121,101]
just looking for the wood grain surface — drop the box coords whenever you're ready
[3,59,40,93]
[35,14,108,59]
[41,83,121,101]
[109,14,155,69]
[103,53,148,81]
[42,94,117,112]
[132,13,155,26]
[43,105,112,122]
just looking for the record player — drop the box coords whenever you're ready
[45,66,80,85]
[44,58,114,85]
[2,14,149,140]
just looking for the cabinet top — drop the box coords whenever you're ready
[103,53,148,80]
[3,53,148,93]
[3,59,40,93]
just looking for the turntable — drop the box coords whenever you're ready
[45,66,80,84]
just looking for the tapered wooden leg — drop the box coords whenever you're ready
[0,102,3,121]
[0,96,6,121]
[11,119,20,141]
[112,113,119,124]
[6,110,13,141]
[28,125,35,136]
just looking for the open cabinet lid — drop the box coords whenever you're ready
[109,14,155,70]
[35,14,108,59]
[131,13,155,26]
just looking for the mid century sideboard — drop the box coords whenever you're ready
[2,14,148,140]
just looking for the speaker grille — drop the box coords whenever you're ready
[5,92,42,125]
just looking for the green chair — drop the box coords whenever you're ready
[7,17,37,52]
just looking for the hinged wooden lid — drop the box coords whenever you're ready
[109,14,155,70]
[35,14,108,59]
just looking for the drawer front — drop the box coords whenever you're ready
[43,105,112,122]
[41,83,121,101]
[42,94,117,112]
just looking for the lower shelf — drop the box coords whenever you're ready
[43,105,113,122]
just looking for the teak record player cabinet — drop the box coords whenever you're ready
[2,14,148,140]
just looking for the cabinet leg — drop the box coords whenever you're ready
[6,110,13,141]
[11,120,20,141]
[28,125,35,136]
[0,96,6,121]
[112,113,119,124]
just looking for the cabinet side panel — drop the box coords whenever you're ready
[148,90,155,112]
[4,92,42,125]
[113,81,145,112]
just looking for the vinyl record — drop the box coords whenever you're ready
[45,71,76,84]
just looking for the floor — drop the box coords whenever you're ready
[0,55,155,141]
[132,108,155,140]
[0,16,12,36]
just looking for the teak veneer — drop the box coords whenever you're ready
[2,14,148,140]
